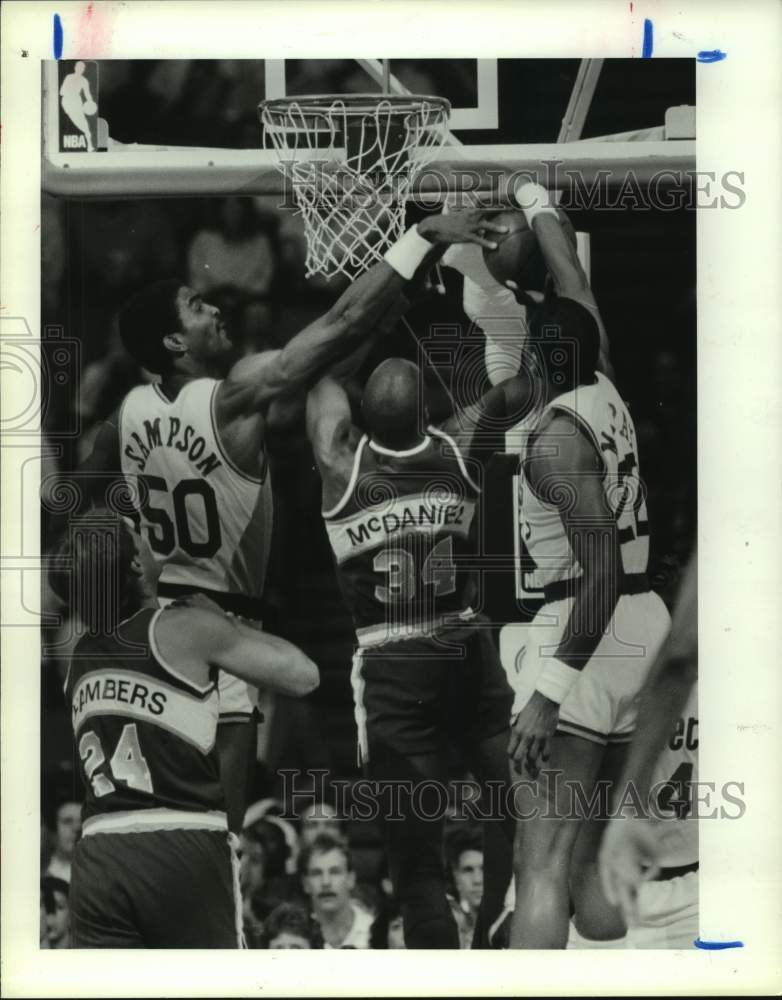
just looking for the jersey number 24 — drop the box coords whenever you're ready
[79,723,153,797]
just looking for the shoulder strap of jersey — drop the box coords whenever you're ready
[119,382,153,428]
[543,399,607,476]
[148,607,216,695]
[322,434,369,520]
[428,425,481,494]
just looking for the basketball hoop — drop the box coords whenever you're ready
[259,94,451,279]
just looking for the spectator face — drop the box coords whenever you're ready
[268,930,311,949]
[45,889,70,948]
[174,287,233,365]
[239,835,266,894]
[55,802,82,858]
[453,849,483,912]
[387,915,405,949]
[303,848,354,917]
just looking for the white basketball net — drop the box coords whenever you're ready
[260,96,450,279]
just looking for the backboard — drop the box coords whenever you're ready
[42,57,695,201]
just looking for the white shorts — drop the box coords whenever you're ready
[500,591,671,745]
[625,869,699,949]
[157,595,257,723]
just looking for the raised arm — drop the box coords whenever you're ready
[305,376,359,511]
[439,368,537,459]
[513,182,612,377]
[155,605,319,698]
[441,207,530,387]
[216,211,508,418]
[265,277,419,434]
[508,411,621,776]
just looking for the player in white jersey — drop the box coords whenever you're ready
[624,683,698,948]
[494,683,697,951]
[499,284,671,947]
[117,377,274,605]
[600,551,698,947]
[74,209,510,832]
[443,193,615,634]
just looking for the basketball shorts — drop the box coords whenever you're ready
[69,827,244,948]
[625,868,699,949]
[157,592,258,722]
[500,591,671,746]
[351,621,513,763]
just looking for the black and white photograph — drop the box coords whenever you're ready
[1,2,780,996]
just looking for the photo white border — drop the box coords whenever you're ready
[2,0,781,995]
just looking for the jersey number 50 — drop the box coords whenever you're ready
[139,475,222,559]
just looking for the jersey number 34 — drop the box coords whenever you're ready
[373,536,456,603]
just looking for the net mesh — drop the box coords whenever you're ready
[260,95,450,279]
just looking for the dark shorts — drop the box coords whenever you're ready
[69,828,241,948]
[351,624,513,761]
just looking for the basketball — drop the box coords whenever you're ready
[482,208,579,289]
[83,100,97,115]
[482,210,539,287]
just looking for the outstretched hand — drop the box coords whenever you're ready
[418,208,508,250]
[507,690,559,778]
[599,817,663,925]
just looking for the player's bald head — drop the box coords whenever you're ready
[361,358,426,450]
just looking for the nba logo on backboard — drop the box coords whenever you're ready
[58,60,99,152]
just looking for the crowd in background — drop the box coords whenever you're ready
[41,793,485,950]
[40,59,696,949]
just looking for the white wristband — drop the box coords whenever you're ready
[441,241,499,290]
[534,657,581,705]
[515,181,558,227]
[383,224,433,280]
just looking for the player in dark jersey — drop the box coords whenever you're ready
[306,357,534,949]
[50,511,318,948]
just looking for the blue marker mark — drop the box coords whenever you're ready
[642,18,654,58]
[694,938,744,950]
[53,13,63,59]
[697,49,727,63]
